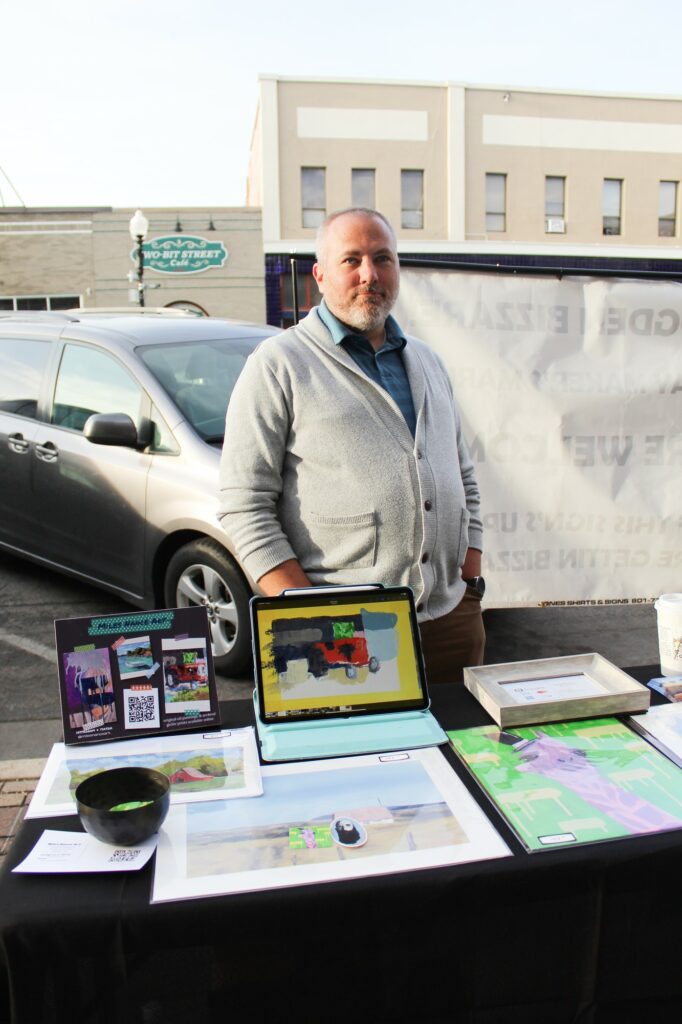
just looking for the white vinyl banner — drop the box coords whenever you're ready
[394,269,682,608]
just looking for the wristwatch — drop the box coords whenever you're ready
[463,575,486,597]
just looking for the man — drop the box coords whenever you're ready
[218,208,484,682]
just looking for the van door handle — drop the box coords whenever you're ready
[8,432,31,454]
[35,441,59,463]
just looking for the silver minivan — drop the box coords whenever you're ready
[0,309,275,674]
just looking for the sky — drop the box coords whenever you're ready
[2,0,682,210]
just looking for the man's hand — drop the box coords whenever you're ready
[258,559,312,596]
[461,547,482,580]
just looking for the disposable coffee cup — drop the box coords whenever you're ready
[654,594,682,676]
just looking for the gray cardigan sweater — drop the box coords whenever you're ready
[218,308,482,622]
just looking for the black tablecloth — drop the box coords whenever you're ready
[2,667,680,1024]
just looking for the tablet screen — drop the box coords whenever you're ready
[251,587,428,723]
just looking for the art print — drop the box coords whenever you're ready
[26,728,262,819]
[629,703,682,769]
[449,717,682,852]
[500,673,604,705]
[152,747,510,902]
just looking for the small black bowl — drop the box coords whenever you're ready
[75,767,170,846]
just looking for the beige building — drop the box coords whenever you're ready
[0,206,266,321]
[248,75,682,253]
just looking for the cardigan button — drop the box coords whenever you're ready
[421,552,429,563]
[417,603,424,612]
[424,500,432,511]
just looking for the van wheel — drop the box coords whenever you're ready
[163,539,252,676]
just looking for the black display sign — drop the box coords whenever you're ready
[55,606,220,745]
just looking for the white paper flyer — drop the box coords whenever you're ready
[12,829,158,874]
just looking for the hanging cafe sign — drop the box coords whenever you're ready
[131,236,228,275]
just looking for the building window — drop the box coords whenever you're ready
[401,169,424,229]
[352,168,375,209]
[659,180,678,237]
[485,173,506,232]
[280,266,321,329]
[545,176,566,232]
[0,295,80,311]
[301,167,326,229]
[602,179,622,235]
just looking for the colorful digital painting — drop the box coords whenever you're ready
[152,748,510,902]
[449,717,682,851]
[256,599,423,718]
[63,647,116,731]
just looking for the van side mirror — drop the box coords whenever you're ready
[84,413,140,448]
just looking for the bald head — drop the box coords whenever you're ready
[315,208,397,267]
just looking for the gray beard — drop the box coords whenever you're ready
[341,295,393,335]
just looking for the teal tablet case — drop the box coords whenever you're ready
[253,690,447,762]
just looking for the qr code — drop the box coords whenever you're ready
[109,849,141,863]
[126,693,157,723]
[123,688,160,729]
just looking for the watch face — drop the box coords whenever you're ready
[465,576,485,597]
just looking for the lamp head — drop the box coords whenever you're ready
[129,209,149,240]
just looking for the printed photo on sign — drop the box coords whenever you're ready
[162,636,211,714]
[63,647,116,732]
[115,635,154,680]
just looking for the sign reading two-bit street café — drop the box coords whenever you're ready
[130,235,228,274]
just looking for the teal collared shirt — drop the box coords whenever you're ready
[317,299,417,437]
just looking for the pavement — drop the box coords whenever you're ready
[0,603,662,868]
[0,758,44,867]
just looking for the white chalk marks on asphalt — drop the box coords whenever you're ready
[0,631,57,663]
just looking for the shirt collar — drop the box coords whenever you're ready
[318,298,406,351]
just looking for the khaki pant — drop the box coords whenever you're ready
[418,588,485,684]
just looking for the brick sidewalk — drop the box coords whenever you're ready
[0,759,46,866]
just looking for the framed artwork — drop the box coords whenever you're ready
[463,654,649,727]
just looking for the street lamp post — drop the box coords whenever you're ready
[128,209,149,307]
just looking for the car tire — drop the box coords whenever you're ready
[163,539,252,677]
